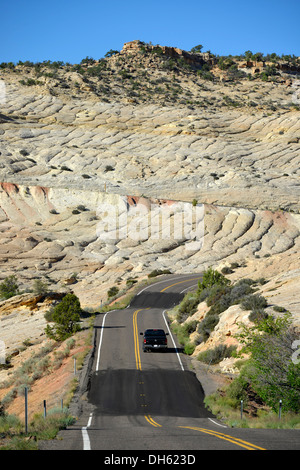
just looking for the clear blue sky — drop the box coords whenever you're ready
[1,0,299,63]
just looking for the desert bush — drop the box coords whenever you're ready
[273,305,287,313]
[241,294,268,312]
[171,322,195,355]
[0,275,19,300]
[182,320,198,335]
[45,294,81,341]
[206,284,231,308]
[126,278,137,287]
[183,342,195,355]
[33,278,49,295]
[221,266,234,274]
[1,389,18,406]
[197,344,237,365]
[198,268,230,293]
[197,287,212,303]
[230,280,255,302]
[148,269,171,278]
[197,314,219,342]
[249,309,269,323]
[176,294,199,323]
[0,408,75,449]
[0,413,23,434]
[107,286,119,298]
[44,306,55,322]
[76,205,87,212]
[226,369,250,405]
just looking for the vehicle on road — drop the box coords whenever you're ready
[140,328,169,352]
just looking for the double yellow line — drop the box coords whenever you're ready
[160,277,202,292]
[133,308,162,428]
[145,415,162,428]
[133,277,201,371]
[179,426,265,450]
[133,309,143,371]
[132,297,264,449]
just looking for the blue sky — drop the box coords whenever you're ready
[1,0,299,63]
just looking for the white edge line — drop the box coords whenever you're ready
[208,418,227,428]
[96,310,115,371]
[82,413,93,450]
[162,310,184,371]
[137,276,193,296]
[83,307,116,451]
[180,283,199,294]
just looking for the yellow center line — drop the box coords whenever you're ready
[133,308,144,371]
[160,277,202,292]
[144,415,162,427]
[133,280,266,448]
[179,426,266,450]
[132,309,162,429]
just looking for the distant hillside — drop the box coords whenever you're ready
[1,40,300,110]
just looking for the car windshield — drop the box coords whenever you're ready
[145,330,165,336]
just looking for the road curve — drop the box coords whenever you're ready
[40,274,300,452]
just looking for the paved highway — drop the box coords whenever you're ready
[41,274,300,452]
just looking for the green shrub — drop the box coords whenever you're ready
[171,322,195,355]
[148,269,171,278]
[0,414,23,434]
[197,344,237,365]
[273,305,287,313]
[176,294,199,323]
[0,275,19,300]
[182,320,198,335]
[33,278,49,295]
[45,294,81,341]
[227,371,250,405]
[107,286,119,298]
[184,343,196,355]
[19,78,42,86]
[126,278,137,287]
[241,294,268,311]
[197,314,219,342]
[230,280,255,302]
[249,309,269,323]
[44,306,55,322]
[237,314,300,412]
[198,267,230,292]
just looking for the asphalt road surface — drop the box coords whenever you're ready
[40,274,300,453]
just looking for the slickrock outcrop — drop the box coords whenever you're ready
[0,186,298,317]
[0,292,66,356]
[0,96,299,212]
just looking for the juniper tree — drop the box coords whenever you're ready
[45,294,81,341]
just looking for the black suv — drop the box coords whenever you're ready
[140,329,169,352]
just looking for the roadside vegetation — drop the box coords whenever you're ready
[0,329,88,449]
[0,408,75,450]
[168,267,300,427]
[0,280,96,449]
